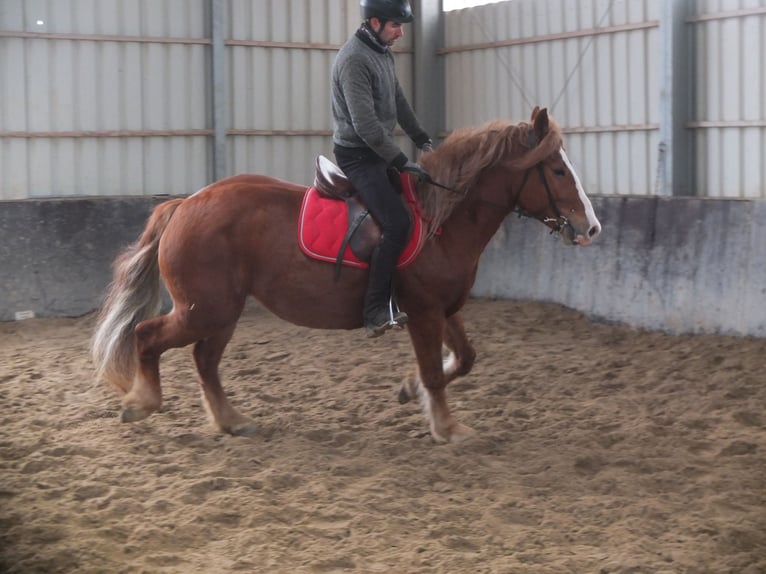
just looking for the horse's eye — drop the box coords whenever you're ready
[553,168,566,177]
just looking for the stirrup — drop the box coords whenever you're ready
[365,296,408,338]
[387,296,408,330]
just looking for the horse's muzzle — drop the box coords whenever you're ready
[563,220,600,246]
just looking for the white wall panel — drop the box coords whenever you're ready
[444,0,660,196]
[224,0,415,185]
[692,0,766,198]
[0,0,211,199]
[3,0,762,199]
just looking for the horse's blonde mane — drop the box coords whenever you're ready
[417,117,564,236]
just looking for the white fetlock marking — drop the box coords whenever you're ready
[442,351,457,376]
[200,390,219,428]
[414,374,431,419]
[415,376,451,442]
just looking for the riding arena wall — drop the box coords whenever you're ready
[1,194,764,338]
[1,0,764,336]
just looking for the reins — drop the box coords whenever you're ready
[419,173,463,197]
[420,131,572,235]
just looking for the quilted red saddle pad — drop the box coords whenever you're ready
[298,173,426,270]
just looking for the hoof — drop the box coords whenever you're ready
[120,406,154,423]
[449,422,476,443]
[431,421,475,444]
[397,384,411,404]
[224,420,259,437]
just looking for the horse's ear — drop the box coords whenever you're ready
[533,107,549,141]
[530,106,541,121]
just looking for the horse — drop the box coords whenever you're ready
[91,107,601,444]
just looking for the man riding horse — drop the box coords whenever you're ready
[331,0,433,338]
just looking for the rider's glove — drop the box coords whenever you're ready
[420,140,434,154]
[400,161,432,183]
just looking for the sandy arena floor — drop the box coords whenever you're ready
[1,298,764,573]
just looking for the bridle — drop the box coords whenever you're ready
[512,164,572,235]
[422,133,573,236]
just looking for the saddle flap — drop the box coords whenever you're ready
[314,155,354,199]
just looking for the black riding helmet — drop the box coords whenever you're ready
[360,0,414,23]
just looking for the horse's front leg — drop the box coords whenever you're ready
[399,311,476,403]
[442,312,477,379]
[406,313,475,443]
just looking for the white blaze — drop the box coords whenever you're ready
[560,149,601,234]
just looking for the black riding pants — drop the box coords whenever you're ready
[334,145,410,317]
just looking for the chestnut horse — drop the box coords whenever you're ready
[91,107,601,443]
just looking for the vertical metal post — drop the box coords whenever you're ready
[211,0,226,181]
[658,0,694,196]
[413,0,445,145]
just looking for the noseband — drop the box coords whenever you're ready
[469,158,572,237]
[511,164,572,235]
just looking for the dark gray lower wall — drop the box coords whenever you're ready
[472,196,766,337]
[0,197,174,321]
[1,196,764,337]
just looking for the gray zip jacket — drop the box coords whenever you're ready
[331,26,430,168]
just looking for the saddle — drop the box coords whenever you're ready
[298,155,426,279]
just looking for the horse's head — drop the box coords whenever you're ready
[418,110,601,244]
[513,107,601,246]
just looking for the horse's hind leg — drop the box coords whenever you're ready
[193,324,257,436]
[122,312,199,422]
[399,312,476,404]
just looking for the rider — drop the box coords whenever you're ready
[331,0,433,338]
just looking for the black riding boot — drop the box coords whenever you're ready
[364,240,408,338]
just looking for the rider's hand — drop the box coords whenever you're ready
[420,140,434,154]
[400,161,432,182]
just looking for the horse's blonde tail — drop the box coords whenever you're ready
[91,198,184,396]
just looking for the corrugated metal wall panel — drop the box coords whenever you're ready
[444,0,660,196]
[2,0,208,38]
[225,0,346,183]
[0,0,211,199]
[224,0,415,186]
[0,35,27,199]
[693,0,766,198]
[4,0,763,199]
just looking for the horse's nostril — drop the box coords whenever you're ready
[588,225,600,237]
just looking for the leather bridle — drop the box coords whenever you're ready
[423,151,573,236]
[511,163,573,235]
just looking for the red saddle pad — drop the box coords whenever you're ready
[298,173,426,270]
